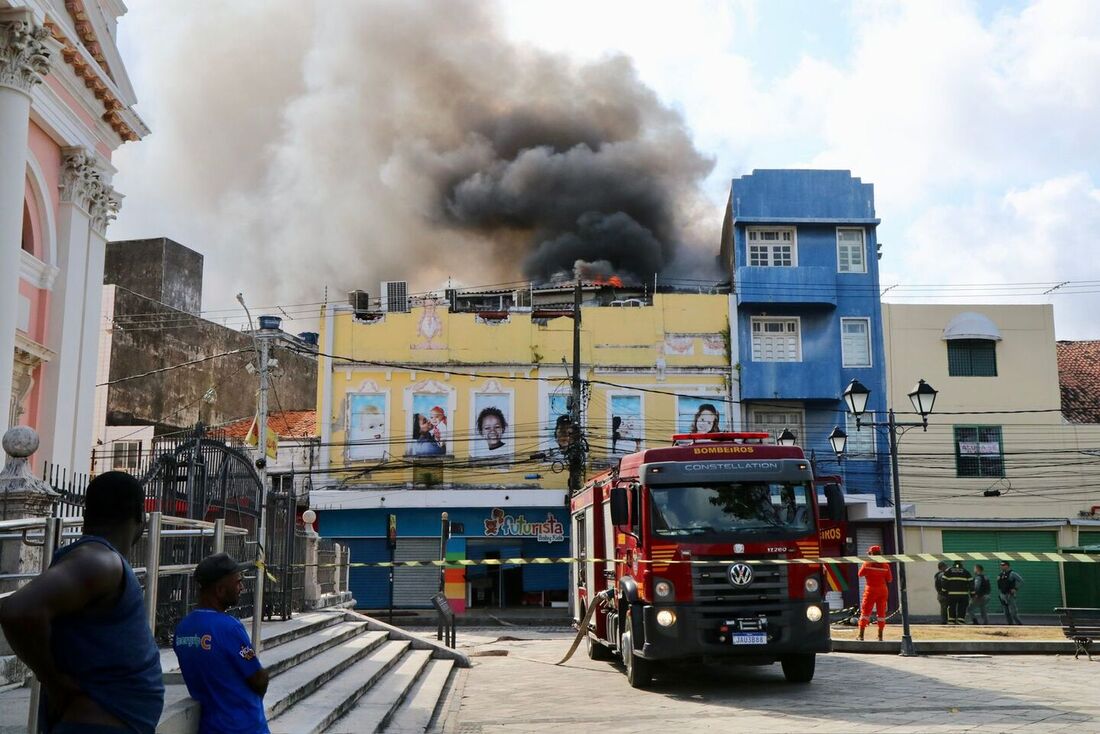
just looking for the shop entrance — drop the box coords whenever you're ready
[466,540,524,609]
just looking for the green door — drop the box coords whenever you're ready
[1065,531,1100,607]
[941,530,1062,615]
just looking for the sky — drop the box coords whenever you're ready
[109,0,1100,339]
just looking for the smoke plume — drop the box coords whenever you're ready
[112,0,719,306]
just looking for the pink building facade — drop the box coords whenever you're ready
[1,1,145,471]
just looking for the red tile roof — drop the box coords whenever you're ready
[222,410,317,440]
[1057,341,1100,423]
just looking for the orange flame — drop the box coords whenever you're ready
[594,275,624,287]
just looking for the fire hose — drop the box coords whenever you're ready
[556,589,612,665]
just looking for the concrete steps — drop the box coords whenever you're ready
[155,610,468,734]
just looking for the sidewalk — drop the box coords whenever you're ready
[362,606,572,628]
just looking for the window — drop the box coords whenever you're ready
[841,318,872,367]
[947,340,997,376]
[112,441,142,472]
[837,228,866,273]
[751,317,801,362]
[750,408,804,443]
[955,426,1004,477]
[746,227,796,267]
[845,413,875,459]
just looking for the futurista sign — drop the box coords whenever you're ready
[483,508,565,543]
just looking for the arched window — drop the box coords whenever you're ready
[21,202,34,254]
[943,312,1000,377]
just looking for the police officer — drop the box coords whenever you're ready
[997,561,1024,625]
[942,561,972,624]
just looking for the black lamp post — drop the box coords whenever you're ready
[777,428,798,447]
[838,377,938,657]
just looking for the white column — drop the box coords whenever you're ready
[0,11,51,435]
[70,193,117,470]
[36,149,96,467]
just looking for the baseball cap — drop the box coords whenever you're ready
[194,553,251,588]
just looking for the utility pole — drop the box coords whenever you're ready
[238,294,277,653]
[252,326,271,651]
[568,280,584,493]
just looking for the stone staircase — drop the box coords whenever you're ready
[158,609,468,734]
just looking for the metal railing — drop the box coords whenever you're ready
[0,513,249,733]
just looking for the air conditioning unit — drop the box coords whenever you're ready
[348,290,371,317]
[380,281,409,313]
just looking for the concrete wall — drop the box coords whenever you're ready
[318,293,732,491]
[883,303,1100,520]
[104,287,316,433]
[105,237,203,316]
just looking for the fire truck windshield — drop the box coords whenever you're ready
[649,482,814,537]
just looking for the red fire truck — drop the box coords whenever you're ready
[571,432,842,687]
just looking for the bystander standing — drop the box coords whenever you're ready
[0,471,164,733]
[174,553,270,734]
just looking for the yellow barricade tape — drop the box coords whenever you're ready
[290,550,1098,570]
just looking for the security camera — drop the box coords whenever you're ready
[255,457,267,469]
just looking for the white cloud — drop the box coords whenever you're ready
[890,173,1100,340]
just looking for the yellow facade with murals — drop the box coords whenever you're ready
[316,293,733,489]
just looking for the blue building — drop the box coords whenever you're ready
[721,170,893,514]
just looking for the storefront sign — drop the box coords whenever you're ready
[483,508,565,543]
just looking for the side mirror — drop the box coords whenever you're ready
[609,486,629,526]
[824,483,845,522]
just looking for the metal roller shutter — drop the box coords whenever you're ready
[394,538,441,609]
[941,530,1062,615]
[337,539,389,610]
[522,540,569,593]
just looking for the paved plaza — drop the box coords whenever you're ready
[443,628,1100,733]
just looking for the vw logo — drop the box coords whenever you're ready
[728,563,754,587]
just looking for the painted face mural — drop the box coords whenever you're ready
[348,394,387,460]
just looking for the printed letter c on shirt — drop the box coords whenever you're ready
[200,635,212,650]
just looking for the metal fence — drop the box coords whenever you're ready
[318,538,338,595]
[37,424,307,643]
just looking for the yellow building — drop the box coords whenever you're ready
[311,287,735,611]
[883,304,1100,618]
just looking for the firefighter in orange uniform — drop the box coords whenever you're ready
[857,545,893,641]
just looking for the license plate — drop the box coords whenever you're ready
[731,633,767,645]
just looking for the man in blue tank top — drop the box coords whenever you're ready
[0,471,164,733]
[174,553,270,734]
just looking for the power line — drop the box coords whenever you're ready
[97,349,252,387]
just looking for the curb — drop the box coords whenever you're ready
[832,639,1079,655]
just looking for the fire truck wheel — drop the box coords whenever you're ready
[621,614,653,688]
[780,653,816,683]
[586,633,614,661]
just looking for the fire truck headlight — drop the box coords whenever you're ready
[656,609,677,627]
[805,605,823,623]
[804,576,820,594]
[654,579,674,599]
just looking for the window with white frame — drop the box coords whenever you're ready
[747,227,796,267]
[845,412,875,458]
[837,228,866,273]
[841,318,872,367]
[112,440,142,472]
[751,317,801,362]
[750,408,805,444]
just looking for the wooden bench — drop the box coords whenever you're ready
[1055,607,1100,660]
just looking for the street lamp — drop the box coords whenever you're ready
[838,377,938,658]
[777,428,798,447]
[828,426,848,456]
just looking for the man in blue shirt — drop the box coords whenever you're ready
[175,554,270,734]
